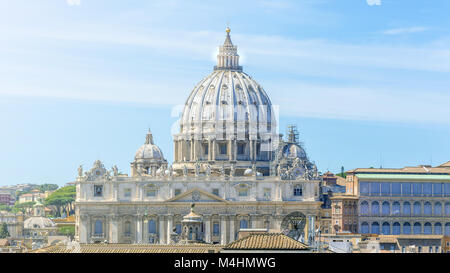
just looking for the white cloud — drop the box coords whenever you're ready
[383,27,428,35]
[67,0,81,6]
[366,0,381,6]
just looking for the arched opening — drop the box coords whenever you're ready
[371,222,380,234]
[382,222,390,235]
[392,202,400,215]
[413,202,421,216]
[393,222,401,235]
[94,220,103,235]
[361,222,369,234]
[148,220,156,234]
[445,223,450,235]
[382,202,390,216]
[403,202,411,216]
[360,201,369,215]
[403,223,411,235]
[435,223,442,235]
[240,219,248,229]
[371,201,379,216]
[434,202,442,216]
[413,222,422,234]
[424,202,432,215]
[424,222,432,235]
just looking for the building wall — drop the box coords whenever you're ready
[357,179,450,236]
[75,176,321,245]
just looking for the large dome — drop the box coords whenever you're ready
[179,70,275,136]
[172,28,279,176]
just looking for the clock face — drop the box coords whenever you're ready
[95,170,101,176]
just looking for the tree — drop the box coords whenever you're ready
[44,186,76,217]
[38,184,59,192]
[58,226,75,238]
[0,223,10,238]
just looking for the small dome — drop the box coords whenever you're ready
[244,168,253,176]
[282,143,307,159]
[134,129,166,162]
[182,203,202,223]
[24,217,55,229]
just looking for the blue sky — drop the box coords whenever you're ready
[1,0,450,186]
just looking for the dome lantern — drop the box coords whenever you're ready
[214,27,242,72]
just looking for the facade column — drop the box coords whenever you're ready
[136,215,143,244]
[166,215,173,244]
[212,140,216,161]
[79,215,88,243]
[228,139,233,161]
[220,215,227,245]
[204,215,211,243]
[249,140,254,161]
[109,215,119,243]
[159,216,166,244]
[229,216,235,242]
[208,140,212,161]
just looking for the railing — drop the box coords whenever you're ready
[91,233,105,239]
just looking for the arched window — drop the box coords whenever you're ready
[124,221,131,236]
[403,223,411,234]
[94,220,103,235]
[382,202,390,216]
[382,222,390,235]
[413,202,421,216]
[393,222,401,235]
[434,202,442,216]
[361,222,369,234]
[371,201,379,216]
[435,223,442,235]
[445,203,450,215]
[424,202,432,215]
[371,222,380,234]
[360,201,369,215]
[446,223,450,235]
[413,222,422,234]
[403,202,411,215]
[148,220,156,234]
[392,202,400,215]
[424,222,432,235]
[240,219,248,229]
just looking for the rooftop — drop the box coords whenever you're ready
[223,233,309,250]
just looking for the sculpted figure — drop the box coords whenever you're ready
[112,165,118,176]
[78,165,83,177]
[183,164,188,177]
[205,164,211,176]
[230,164,235,177]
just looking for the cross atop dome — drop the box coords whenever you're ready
[214,27,242,71]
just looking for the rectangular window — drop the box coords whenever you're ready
[220,144,227,155]
[212,189,219,196]
[175,189,181,196]
[402,183,411,196]
[392,183,401,196]
[147,189,156,197]
[370,182,380,196]
[381,183,390,196]
[433,183,443,196]
[124,188,131,198]
[213,223,220,236]
[360,182,369,196]
[263,188,271,199]
[203,144,208,155]
[238,189,248,197]
[238,143,245,155]
[294,186,303,196]
[413,183,422,196]
[445,184,450,196]
[94,185,103,197]
[423,183,432,196]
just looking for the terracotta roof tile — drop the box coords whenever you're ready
[223,233,309,250]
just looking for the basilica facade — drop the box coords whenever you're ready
[74,28,322,245]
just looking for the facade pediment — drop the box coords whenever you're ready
[166,188,228,203]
